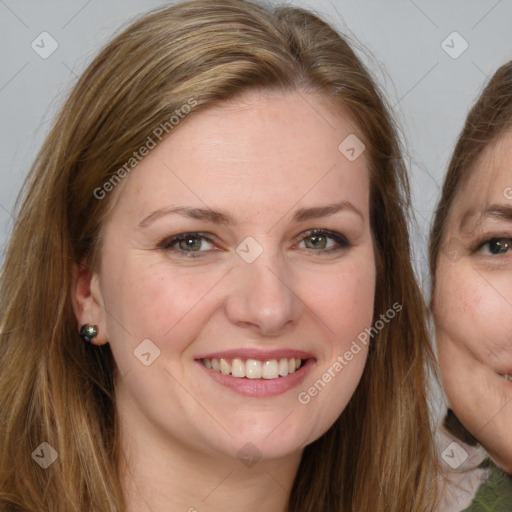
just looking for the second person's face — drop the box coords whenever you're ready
[434,129,512,473]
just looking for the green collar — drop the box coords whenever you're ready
[464,458,512,511]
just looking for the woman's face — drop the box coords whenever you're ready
[77,90,376,463]
[434,129,512,472]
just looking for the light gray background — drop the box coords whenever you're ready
[1,0,511,300]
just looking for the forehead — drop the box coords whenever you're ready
[449,130,512,223]
[111,89,371,220]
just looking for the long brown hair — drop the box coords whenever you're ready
[0,1,438,510]
[429,61,512,446]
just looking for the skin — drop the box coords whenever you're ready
[72,89,376,511]
[434,129,512,474]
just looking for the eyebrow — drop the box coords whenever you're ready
[138,201,364,228]
[459,204,512,231]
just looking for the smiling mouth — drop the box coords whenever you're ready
[201,357,305,379]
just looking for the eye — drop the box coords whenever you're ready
[159,232,216,258]
[296,229,350,253]
[158,229,350,259]
[477,237,512,256]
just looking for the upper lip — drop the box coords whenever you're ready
[195,348,316,361]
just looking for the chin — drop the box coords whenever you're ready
[197,414,319,462]
[198,434,304,464]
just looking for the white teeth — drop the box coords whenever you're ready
[278,358,289,376]
[220,358,230,375]
[201,357,305,379]
[231,358,246,378]
[246,359,262,379]
[504,374,511,381]
[262,360,279,379]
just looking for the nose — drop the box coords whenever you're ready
[224,245,303,337]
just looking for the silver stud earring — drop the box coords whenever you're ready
[79,324,99,344]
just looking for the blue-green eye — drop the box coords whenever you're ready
[160,233,215,258]
[297,229,350,253]
[477,238,512,256]
[159,229,350,259]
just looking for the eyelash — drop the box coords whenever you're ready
[473,236,512,256]
[158,229,351,259]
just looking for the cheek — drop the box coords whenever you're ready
[293,258,374,425]
[99,252,229,370]
[322,269,374,340]
[435,264,512,369]
[306,254,376,358]
[115,267,223,333]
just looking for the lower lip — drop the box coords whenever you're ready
[196,359,315,397]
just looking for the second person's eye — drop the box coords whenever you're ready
[477,237,512,256]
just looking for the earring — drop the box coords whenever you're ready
[80,324,99,344]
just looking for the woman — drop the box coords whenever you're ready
[430,61,512,510]
[0,1,438,510]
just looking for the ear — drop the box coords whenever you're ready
[71,262,109,345]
